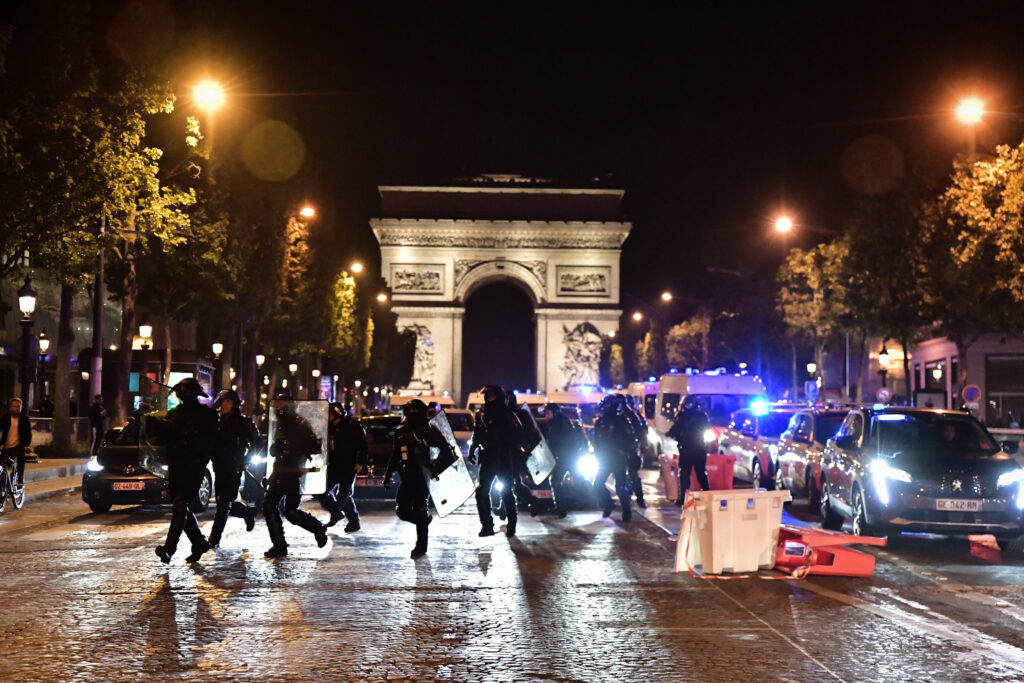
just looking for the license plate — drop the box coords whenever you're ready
[356,477,382,487]
[936,498,981,512]
[112,481,145,491]
[532,489,553,499]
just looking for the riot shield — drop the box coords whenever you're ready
[426,411,477,517]
[267,399,330,495]
[139,411,170,479]
[526,434,557,485]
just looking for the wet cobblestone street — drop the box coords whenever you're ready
[2,494,1024,681]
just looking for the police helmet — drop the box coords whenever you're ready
[403,398,428,421]
[598,394,619,416]
[172,377,208,399]
[272,393,296,417]
[682,394,698,410]
[214,389,241,410]
[482,385,506,407]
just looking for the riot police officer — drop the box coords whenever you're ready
[540,403,587,518]
[669,394,711,505]
[318,402,369,532]
[207,390,259,548]
[591,395,634,522]
[507,392,544,516]
[154,378,218,564]
[616,394,648,509]
[263,394,328,558]
[468,386,523,537]
[382,399,456,559]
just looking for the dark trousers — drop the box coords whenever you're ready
[678,451,710,501]
[319,467,358,521]
[163,464,206,554]
[628,453,645,503]
[395,471,431,549]
[90,427,103,457]
[5,445,26,486]
[476,460,517,531]
[208,463,254,544]
[263,472,324,550]
[595,459,632,517]
[549,460,570,510]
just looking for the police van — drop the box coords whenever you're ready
[465,391,548,417]
[387,393,456,415]
[653,371,767,456]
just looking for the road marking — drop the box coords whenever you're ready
[798,579,1024,673]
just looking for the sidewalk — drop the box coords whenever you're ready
[22,457,88,503]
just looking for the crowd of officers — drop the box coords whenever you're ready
[150,378,709,563]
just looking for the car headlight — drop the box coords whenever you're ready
[997,469,1024,488]
[703,429,717,444]
[869,459,911,506]
[86,457,104,473]
[249,453,266,466]
[577,453,600,481]
[494,480,505,492]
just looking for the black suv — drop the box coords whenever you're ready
[819,407,1024,547]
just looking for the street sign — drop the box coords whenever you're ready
[876,387,893,403]
[804,381,819,399]
[962,384,981,403]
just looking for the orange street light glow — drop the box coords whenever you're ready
[299,206,316,218]
[351,262,364,273]
[376,293,388,302]
[955,97,985,126]
[661,291,672,302]
[632,311,643,321]
[193,79,226,112]
[775,216,794,234]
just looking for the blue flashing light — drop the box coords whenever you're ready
[872,403,886,410]
[705,368,721,376]
[647,376,657,382]
[668,368,679,374]
[876,414,907,422]
[750,398,770,416]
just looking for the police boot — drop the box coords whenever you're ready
[186,538,213,563]
[344,514,361,533]
[154,546,172,564]
[411,523,428,559]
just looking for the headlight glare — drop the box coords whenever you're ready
[577,453,600,481]
[86,457,104,472]
[997,469,1024,488]
[703,429,717,444]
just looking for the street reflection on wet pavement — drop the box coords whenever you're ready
[1,493,1024,681]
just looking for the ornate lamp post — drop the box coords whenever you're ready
[878,345,891,389]
[212,342,223,392]
[17,276,37,408]
[37,329,50,409]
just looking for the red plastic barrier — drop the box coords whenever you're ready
[689,452,736,491]
[774,524,886,578]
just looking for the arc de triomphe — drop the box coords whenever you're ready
[371,179,631,403]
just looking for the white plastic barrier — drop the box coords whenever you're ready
[675,488,792,574]
[659,453,678,502]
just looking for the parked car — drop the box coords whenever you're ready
[718,406,801,488]
[818,407,1024,547]
[775,408,848,508]
[81,420,216,515]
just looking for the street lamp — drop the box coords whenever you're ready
[932,365,944,381]
[193,79,226,113]
[806,362,817,376]
[17,275,36,408]
[299,205,316,219]
[955,96,985,155]
[37,329,49,409]
[878,345,891,388]
[311,368,321,378]
[632,311,643,322]
[350,262,364,274]
[211,342,223,358]
[138,323,153,350]
[774,216,794,234]
[376,293,388,303]
[288,363,298,375]
[661,291,672,302]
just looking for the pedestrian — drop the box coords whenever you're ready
[591,395,634,522]
[153,378,218,564]
[318,402,369,532]
[382,399,456,559]
[206,390,259,548]
[669,394,711,506]
[1,398,32,488]
[468,385,523,537]
[262,394,328,558]
[507,391,544,516]
[616,394,648,508]
[540,403,588,518]
[88,394,107,457]
[39,395,54,418]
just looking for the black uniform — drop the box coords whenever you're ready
[319,414,369,532]
[208,409,260,547]
[539,410,587,515]
[155,393,218,563]
[263,406,327,557]
[469,401,523,536]
[510,399,543,514]
[383,411,454,558]
[618,399,648,507]
[592,406,634,522]
[668,403,712,504]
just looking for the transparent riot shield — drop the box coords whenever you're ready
[139,411,170,479]
[526,434,557,485]
[267,400,329,495]
[426,411,477,517]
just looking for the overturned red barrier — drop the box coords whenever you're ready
[774,524,887,578]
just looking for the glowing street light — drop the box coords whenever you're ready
[211,342,224,358]
[288,363,298,374]
[774,216,794,234]
[806,362,817,375]
[193,79,226,113]
[299,205,316,219]
[661,291,673,302]
[255,353,266,368]
[632,311,643,322]
[955,96,985,126]
[311,368,321,378]
[350,262,364,273]
[376,293,388,303]
[38,330,50,354]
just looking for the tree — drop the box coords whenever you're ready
[608,343,626,387]
[776,241,849,392]
[665,310,712,371]
[325,269,373,378]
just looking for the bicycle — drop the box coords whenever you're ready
[0,450,26,513]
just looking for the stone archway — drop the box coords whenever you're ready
[371,180,630,403]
